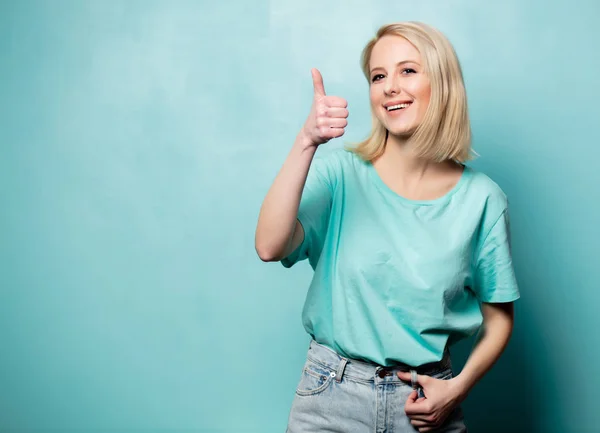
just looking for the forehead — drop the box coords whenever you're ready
[370,35,421,67]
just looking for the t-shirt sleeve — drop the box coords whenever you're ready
[472,207,521,303]
[280,152,337,269]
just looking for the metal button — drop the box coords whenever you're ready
[330,372,336,378]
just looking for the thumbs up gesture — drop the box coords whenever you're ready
[300,68,349,147]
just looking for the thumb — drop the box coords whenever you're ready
[311,68,326,97]
[397,371,429,387]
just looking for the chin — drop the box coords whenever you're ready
[387,125,417,137]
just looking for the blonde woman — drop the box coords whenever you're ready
[255,21,519,433]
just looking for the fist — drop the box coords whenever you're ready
[301,68,349,146]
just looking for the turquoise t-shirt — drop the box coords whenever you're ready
[281,147,520,367]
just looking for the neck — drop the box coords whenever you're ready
[379,132,432,178]
[375,132,460,182]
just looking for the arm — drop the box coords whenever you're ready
[254,68,348,262]
[401,205,519,431]
[400,302,515,432]
[453,204,519,398]
[453,301,515,400]
[255,137,316,262]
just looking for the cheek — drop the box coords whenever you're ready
[422,87,431,107]
[414,82,431,113]
[369,87,378,105]
[369,90,382,113]
[420,80,432,102]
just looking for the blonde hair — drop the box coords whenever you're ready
[346,22,474,163]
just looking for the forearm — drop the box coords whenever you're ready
[453,302,515,399]
[255,132,316,261]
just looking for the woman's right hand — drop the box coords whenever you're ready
[300,68,349,147]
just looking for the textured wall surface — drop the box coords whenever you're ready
[1,1,599,432]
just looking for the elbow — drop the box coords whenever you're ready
[255,241,283,263]
[255,224,290,262]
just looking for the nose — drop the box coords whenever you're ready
[384,74,400,96]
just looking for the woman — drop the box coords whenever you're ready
[255,21,519,433]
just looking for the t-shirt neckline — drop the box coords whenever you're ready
[366,160,471,206]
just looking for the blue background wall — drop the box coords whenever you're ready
[1,1,599,432]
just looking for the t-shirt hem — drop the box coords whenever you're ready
[280,217,308,268]
[479,291,521,303]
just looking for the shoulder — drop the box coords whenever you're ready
[461,167,513,237]
[464,166,509,213]
[313,146,362,166]
[310,146,365,181]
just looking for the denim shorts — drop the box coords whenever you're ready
[286,339,467,433]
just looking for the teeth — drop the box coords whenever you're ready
[387,103,411,111]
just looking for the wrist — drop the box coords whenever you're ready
[295,130,318,151]
[450,374,475,402]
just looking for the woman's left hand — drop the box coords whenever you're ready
[396,371,467,432]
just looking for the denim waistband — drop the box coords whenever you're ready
[306,339,452,385]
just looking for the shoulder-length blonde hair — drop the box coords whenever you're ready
[347,22,474,163]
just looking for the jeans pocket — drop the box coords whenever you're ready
[295,359,335,396]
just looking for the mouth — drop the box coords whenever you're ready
[385,102,412,112]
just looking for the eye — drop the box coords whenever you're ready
[402,68,417,74]
[371,74,384,83]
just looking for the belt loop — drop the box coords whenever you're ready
[335,357,348,383]
[410,369,418,390]
[410,368,425,398]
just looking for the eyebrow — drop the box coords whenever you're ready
[369,60,420,75]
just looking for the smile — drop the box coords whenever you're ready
[386,103,411,111]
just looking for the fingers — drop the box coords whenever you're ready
[405,397,430,416]
[411,417,443,432]
[410,419,431,427]
[324,128,345,139]
[397,371,433,389]
[316,116,348,129]
[313,124,345,140]
[408,412,441,431]
[323,95,348,108]
[303,68,348,145]
[396,371,412,383]
[406,390,418,404]
[321,107,349,118]
[405,393,446,432]
[311,68,326,97]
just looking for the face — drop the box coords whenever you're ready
[369,35,431,137]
